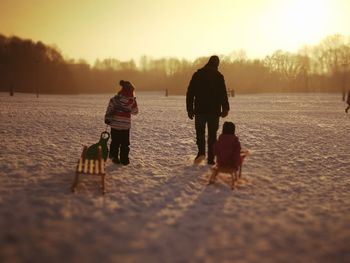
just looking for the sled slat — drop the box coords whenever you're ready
[88,160,94,174]
[77,158,83,173]
[83,159,88,173]
[100,159,105,174]
[95,159,99,174]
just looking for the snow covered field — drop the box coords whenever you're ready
[0,92,349,263]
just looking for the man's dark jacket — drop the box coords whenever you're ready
[186,65,229,116]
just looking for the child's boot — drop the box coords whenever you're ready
[120,145,130,165]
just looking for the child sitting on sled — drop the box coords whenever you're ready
[105,80,138,165]
[209,121,241,186]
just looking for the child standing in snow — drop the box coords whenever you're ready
[346,90,350,113]
[209,121,241,184]
[105,80,138,165]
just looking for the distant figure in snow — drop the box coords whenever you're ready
[208,122,241,185]
[105,80,138,165]
[346,90,350,113]
[186,55,230,165]
[10,85,14,96]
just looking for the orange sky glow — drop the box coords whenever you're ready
[1,0,349,64]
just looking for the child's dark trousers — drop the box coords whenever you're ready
[109,128,130,164]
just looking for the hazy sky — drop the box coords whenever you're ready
[1,0,350,64]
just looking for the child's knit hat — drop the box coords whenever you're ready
[118,80,135,96]
[223,122,235,134]
[119,80,134,91]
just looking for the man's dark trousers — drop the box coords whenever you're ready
[195,114,219,163]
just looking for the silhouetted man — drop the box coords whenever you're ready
[186,55,230,165]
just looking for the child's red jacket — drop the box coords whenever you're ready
[214,134,241,170]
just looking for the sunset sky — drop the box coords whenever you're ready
[1,0,349,64]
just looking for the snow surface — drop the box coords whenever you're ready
[0,92,349,263]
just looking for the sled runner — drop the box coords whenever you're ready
[208,150,249,190]
[71,131,110,194]
[193,154,206,165]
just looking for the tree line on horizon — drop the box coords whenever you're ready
[0,33,349,95]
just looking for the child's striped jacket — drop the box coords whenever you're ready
[105,92,138,130]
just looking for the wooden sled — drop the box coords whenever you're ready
[71,145,107,194]
[208,150,249,190]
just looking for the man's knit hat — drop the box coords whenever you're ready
[205,55,220,69]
